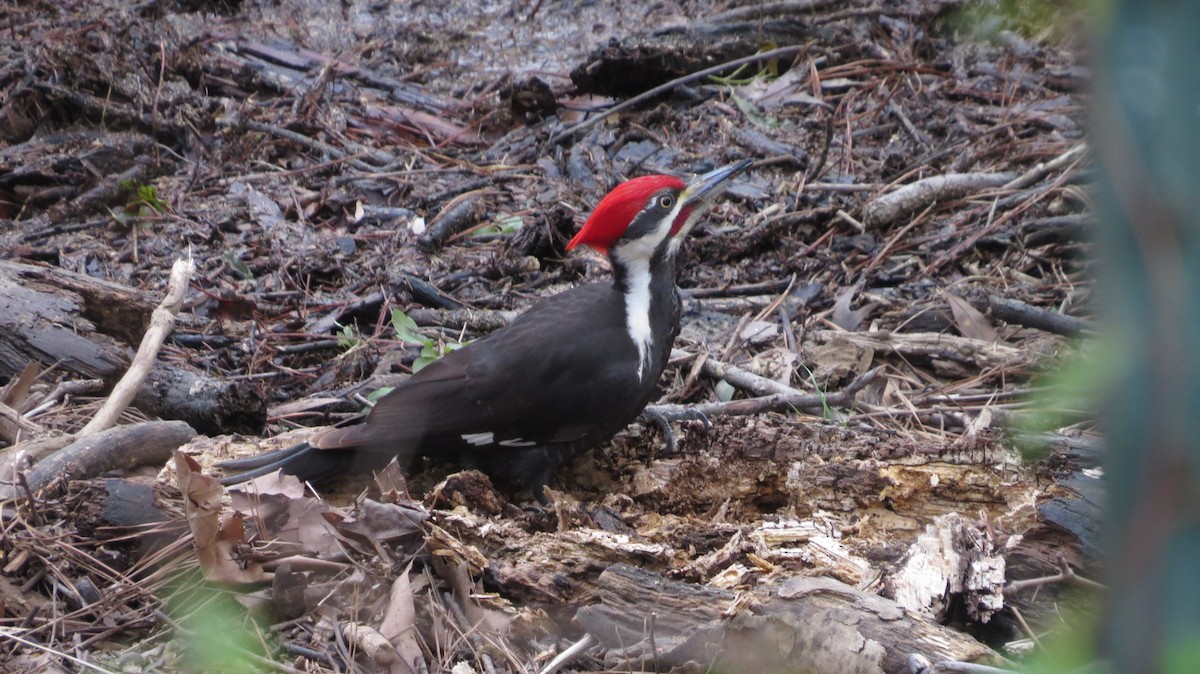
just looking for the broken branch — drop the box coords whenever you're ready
[76,258,195,438]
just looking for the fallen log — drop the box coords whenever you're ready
[0,420,196,499]
[575,563,1004,674]
[0,261,265,435]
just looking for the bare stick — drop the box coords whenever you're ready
[3,420,195,498]
[646,367,881,420]
[985,295,1094,337]
[1005,557,1106,594]
[1002,143,1087,191]
[77,258,195,437]
[671,348,800,398]
[862,172,1015,229]
[0,402,44,445]
[537,633,597,674]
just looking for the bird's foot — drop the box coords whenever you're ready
[639,407,710,457]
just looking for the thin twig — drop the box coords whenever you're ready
[1005,557,1106,593]
[536,633,597,674]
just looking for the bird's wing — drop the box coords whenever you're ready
[312,283,646,454]
[461,283,647,446]
[309,351,486,452]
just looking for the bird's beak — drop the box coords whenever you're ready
[671,159,752,240]
[679,159,753,206]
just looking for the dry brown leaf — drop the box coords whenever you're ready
[944,291,998,343]
[173,450,270,585]
[229,472,346,558]
[831,285,872,331]
[736,65,827,110]
[378,564,425,674]
[333,499,429,549]
[375,460,412,500]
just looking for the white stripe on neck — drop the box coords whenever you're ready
[613,245,655,380]
[611,195,689,381]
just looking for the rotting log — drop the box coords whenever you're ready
[575,563,1003,674]
[0,420,195,499]
[1001,432,1105,639]
[0,261,265,435]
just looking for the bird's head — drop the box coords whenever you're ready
[566,159,751,260]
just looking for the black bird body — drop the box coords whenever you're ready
[221,161,749,502]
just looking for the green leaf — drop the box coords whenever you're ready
[365,386,394,402]
[391,309,429,346]
[412,341,440,372]
[138,184,167,213]
[471,213,525,237]
[336,323,358,350]
[224,251,254,280]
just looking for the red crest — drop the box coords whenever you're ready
[567,175,685,253]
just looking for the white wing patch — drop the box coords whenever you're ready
[461,432,537,448]
[461,432,494,446]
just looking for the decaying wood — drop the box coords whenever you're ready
[418,190,491,251]
[0,131,160,236]
[568,23,808,99]
[984,295,1094,337]
[70,477,173,531]
[0,260,154,372]
[809,329,1034,371]
[575,563,1002,674]
[0,260,265,435]
[1002,432,1104,638]
[553,45,808,144]
[887,513,1006,624]
[0,420,195,499]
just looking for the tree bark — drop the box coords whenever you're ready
[0,260,264,435]
[576,563,1003,674]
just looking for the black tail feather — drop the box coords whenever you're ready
[218,442,355,486]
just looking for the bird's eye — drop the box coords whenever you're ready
[657,195,675,209]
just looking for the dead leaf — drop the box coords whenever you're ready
[740,319,779,346]
[378,564,425,674]
[831,285,873,331]
[229,471,345,557]
[333,499,429,551]
[173,450,270,585]
[736,65,829,110]
[944,291,998,342]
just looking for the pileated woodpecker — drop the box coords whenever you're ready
[221,159,751,503]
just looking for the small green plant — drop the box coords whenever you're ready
[336,322,361,351]
[799,363,833,420]
[471,213,524,237]
[391,309,466,373]
[116,180,168,224]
